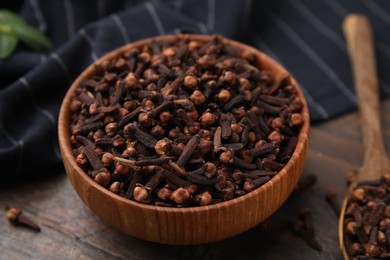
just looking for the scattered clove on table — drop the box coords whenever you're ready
[6,207,41,232]
[293,174,317,195]
[325,188,341,217]
[292,208,322,252]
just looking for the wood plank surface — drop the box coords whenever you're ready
[1,99,390,259]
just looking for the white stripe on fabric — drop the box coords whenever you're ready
[145,2,166,35]
[19,77,56,127]
[16,140,24,174]
[267,6,357,105]
[111,14,130,43]
[253,35,329,119]
[97,0,106,18]
[197,22,208,34]
[287,0,345,51]
[19,77,62,160]
[360,0,390,25]
[323,0,348,17]
[29,0,47,32]
[319,0,390,75]
[64,0,76,38]
[297,82,330,119]
[289,0,390,93]
[253,37,283,64]
[241,0,252,31]
[173,28,181,34]
[79,29,99,61]
[354,1,390,93]
[0,123,24,175]
[50,53,72,83]
[207,0,216,31]
[40,55,47,63]
[358,0,390,88]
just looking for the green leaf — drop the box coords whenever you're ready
[0,9,26,26]
[0,31,18,59]
[11,23,51,50]
[0,9,51,50]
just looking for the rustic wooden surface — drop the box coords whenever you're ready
[2,99,390,259]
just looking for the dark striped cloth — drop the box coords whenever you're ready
[1,0,389,177]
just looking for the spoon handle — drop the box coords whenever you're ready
[343,14,389,180]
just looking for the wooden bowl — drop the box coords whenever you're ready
[58,34,310,245]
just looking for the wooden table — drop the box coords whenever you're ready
[2,99,390,259]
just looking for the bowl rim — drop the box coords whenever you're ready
[58,33,310,213]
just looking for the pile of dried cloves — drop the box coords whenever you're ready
[69,35,304,207]
[343,176,390,259]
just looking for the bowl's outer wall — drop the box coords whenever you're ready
[58,34,309,245]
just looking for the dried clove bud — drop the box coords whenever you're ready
[343,176,390,258]
[6,207,41,232]
[69,35,304,208]
[170,187,191,206]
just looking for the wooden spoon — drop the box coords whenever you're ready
[339,14,390,259]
